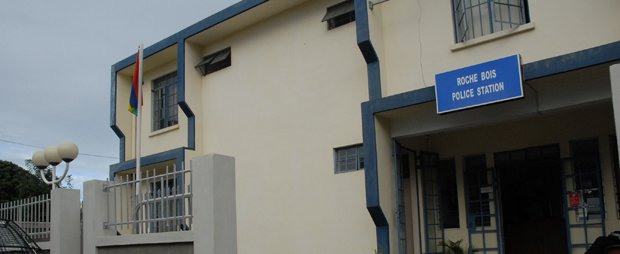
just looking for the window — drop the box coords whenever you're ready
[464,155,491,227]
[334,144,364,173]
[195,47,231,76]
[322,0,355,30]
[439,159,460,228]
[452,0,530,42]
[152,72,178,131]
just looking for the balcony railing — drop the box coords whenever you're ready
[103,165,192,234]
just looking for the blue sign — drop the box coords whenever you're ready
[435,54,523,114]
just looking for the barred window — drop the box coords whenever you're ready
[452,0,530,42]
[152,72,178,131]
[322,0,355,30]
[334,144,364,173]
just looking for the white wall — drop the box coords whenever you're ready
[189,0,375,253]
[373,0,620,96]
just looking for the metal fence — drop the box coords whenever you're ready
[0,194,51,242]
[103,165,193,234]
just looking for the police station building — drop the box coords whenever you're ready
[109,0,620,253]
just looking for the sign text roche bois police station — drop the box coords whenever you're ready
[435,54,524,114]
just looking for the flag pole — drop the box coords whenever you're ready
[136,44,143,197]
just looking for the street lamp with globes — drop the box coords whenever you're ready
[31,142,79,190]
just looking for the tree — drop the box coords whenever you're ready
[0,160,50,203]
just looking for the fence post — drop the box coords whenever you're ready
[192,154,237,254]
[82,180,116,254]
[50,188,80,254]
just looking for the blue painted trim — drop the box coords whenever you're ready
[366,41,620,115]
[114,0,267,71]
[377,225,390,254]
[109,0,269,166]
[177,40,196,150]
[109,147,185,179]
[523,41,620,80]
[356,0,387,251]
[367,62,382,101]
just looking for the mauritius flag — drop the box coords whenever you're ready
[128,48,143,115]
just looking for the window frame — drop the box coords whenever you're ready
[334,144,364,174]
[195,47,231,76]
[151,72,178,131]
[451,0,530,43]
[322,0,355,30]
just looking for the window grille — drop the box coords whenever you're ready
[452,0,529,42]
[322,0,355,30]
[334,144,364,173]
[152,72,178,131]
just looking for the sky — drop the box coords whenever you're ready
[0,0,236,191]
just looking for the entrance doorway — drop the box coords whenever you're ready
[495,145,568,254]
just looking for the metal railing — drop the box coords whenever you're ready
[0,194,51,242]
[103,165,192,234]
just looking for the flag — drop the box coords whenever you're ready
[128,49,143,115]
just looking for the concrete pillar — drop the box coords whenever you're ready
[191,154,237,254]
[612,64,620,158]
[50,188,81,254]
[82,180,116,254]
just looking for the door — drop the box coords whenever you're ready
[495,145,567,254]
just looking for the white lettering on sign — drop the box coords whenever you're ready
[452,89,474,101]
[477,82,505,95]
[456,74,478,86]
[481,69,496,81]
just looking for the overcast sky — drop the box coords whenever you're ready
[0,0,236,190]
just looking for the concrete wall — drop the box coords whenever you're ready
[97,243,193,254]
[189,1,374,253]
[84,154,237,254]
[50,188,81,254]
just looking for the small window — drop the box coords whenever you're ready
[195,47,231,76]
[452,0,530,42]
[322,0,355,30]
[334,144,364,173]
[152,72,178,131]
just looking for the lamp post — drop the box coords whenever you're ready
[31,142,79,190]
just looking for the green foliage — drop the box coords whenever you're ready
[0,160,50,203]
[24,159,72,189]
[439,239,466,254]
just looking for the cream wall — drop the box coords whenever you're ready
[116,48,189,160]
[185,0,374,253]
[400,103,619,253]
[372,0,620,96]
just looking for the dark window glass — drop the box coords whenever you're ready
[322,0,355,30]
[152,72,178,131]
[465,155,491,227]
[334,144,364,173]
[452,0,530,42]
[439,159,460,228]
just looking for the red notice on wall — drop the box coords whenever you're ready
[568,193,581,207]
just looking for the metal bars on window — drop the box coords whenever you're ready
[103,163,192,234]
[152,72,178,131]
[452,0,529,42]
[419,152,445,254]
[334,144,364,173]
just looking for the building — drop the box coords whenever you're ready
[109,0,620,253]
